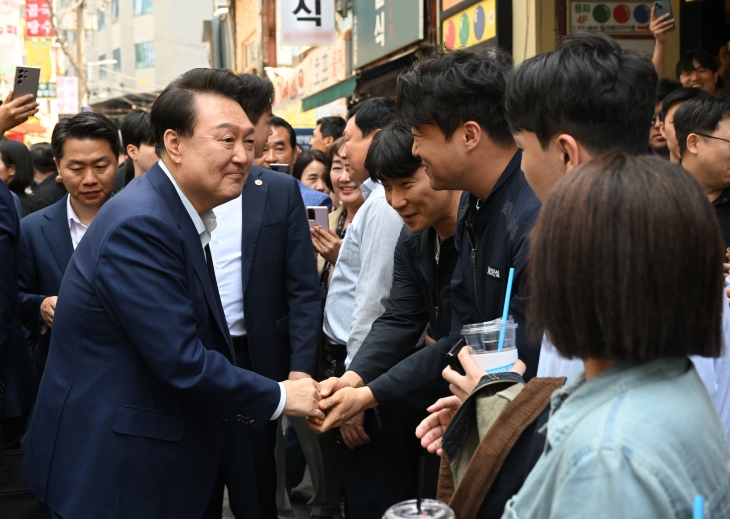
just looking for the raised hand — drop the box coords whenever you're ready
[649,6,674,44]
[0,92,39,134]
[442,347,526,401]
[415,396,462,456]
[281,377,325,420]
[308,385,376,434]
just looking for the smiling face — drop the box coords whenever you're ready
[411,123,464,191]
[679,60,719,94]
[165,93,254,213]
[330,145,363,208]
[56,138,117,210]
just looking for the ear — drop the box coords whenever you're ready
[462,121,482,151]
[555,134,582,173]
[685,133,701,156]
[163,130,182,165]
[126,144,139,161]
[7,163,15,181]
[324,136,334,147]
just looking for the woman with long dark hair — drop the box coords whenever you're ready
[0,139,36,216]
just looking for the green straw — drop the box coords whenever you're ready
[497,267,515,352]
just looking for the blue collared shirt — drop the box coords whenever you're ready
[503,358,730,519]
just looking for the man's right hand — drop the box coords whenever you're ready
[0,92,39,134]
[281,378,325,420]
[649,7,673,45]
[40,296,58,328]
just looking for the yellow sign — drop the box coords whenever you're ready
[442,0,496,50]
[25,38,51,82]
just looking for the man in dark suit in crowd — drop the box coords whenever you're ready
[30,143,66,210]
[18,113,118,376]
[212,73,329,518]
[22,68,324,519]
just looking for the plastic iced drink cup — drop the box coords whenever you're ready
[382,499,455,519]
[461,317,518,373]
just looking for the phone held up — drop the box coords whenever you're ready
[307,206,329,231]
[653,1,674,31]
[13,66,41,102]
[269,163,290,174]
[445,338,467,376]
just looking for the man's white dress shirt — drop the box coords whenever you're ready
[66,196,89,250]
[159,161,285,420]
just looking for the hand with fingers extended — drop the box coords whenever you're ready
[339,411,370,449]
[415,396,463,456]
[0,91,39,134]
[310,226,342,264]
[308,385,377,434]
[281,377,326,420]
[442,346,527,402]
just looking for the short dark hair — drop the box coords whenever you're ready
[397,46,514,146]
[292,149,330,181]
[269,115,297,150]
[316,116,346,139]
[29,142,56,174]
[674,96,730,156]
[324,137,345,192]
[2,139,35,193]
[121,109,154,151]
[506,32,657,156]
[151,68,246,156]
[51,112,121,161]
[528,152,723,361]
[655,78,682,105]
[236,73,274,124]
[348,97,397,138]
[659,87,709,123]
[676,49,718,79]
[365,122,422,183]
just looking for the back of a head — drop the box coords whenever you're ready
[365,122,422,183]
[660,87,710,122]
[348,97,397,138]
[674,96,730,156]
[292,149,330,181]
[675,49,718,79]
[2,139,34,192]
[505,32,657,156]
[121,109,154,150]
[317,116,346,140]
[29,142,56,174]
[236,73,274,124]
[396,46,514,146]
[269,115,297,151]
[655,78,682,105]
[528,152,722,361]
[151,68,245,156]
[51,112,121,161]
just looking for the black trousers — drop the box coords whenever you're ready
[219,336,279,519]
[338,405,440,519]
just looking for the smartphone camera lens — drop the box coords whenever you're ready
[307,209,315,220]
[17,79,22,85]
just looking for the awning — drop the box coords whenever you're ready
[301,76,357,112]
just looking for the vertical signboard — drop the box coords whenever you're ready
[56,76,78,114]
[352,0,423,68]
[280,0,336,46]
[26,38,51,82]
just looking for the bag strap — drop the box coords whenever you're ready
[446,377,565,519]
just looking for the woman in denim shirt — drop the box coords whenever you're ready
[502,154,730,519]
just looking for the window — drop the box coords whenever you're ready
[113,49,121,72]
[134,0,153,16]
[99,54,107,78]
[98,10,105,30]
[135,42,155,68]
[111,0,119,22]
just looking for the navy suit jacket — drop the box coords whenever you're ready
[0,182,35,419]
[18,195,74,371]
[22,165,281,519]
[240,166,321,380]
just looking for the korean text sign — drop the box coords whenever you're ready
[352,0,423,68]
[280,0,335,47]
[26,0,52,38]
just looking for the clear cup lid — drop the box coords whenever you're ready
[461,317,516,334]
[383,499,455,519]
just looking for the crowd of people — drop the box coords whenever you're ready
[2,26,730,519]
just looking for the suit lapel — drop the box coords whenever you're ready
[147,165,234,359]
[41,195,74,275]
[240,167,268,297]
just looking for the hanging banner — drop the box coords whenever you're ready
[56,76,78,114]
[352,0,423,68]
[280,0,336,47]
[26,38,51,82]
[0,0,19,14]
[569,2,653,35]
[442,0,496,50]
[25,0,53,38]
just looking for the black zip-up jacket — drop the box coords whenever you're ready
[450,151,542,380]
[348,225,458,408]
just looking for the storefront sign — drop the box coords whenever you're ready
[352,0,423,68]
[26,38,51,82]
[570,2,653,34]
[56,76,78,114]
[280,0,336,47]
[25,0,53,38]
[442,0,496,50]
[37,82,55,98]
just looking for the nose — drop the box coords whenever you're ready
[81,167,99,185]
[313,180,327,193]
[390,189,407,210]
[233,140,248,169]
[264,146,276,166]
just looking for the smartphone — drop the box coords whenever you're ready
[445,338,467,376]
[13,66,41,102]
[653,1,674,31]
[269,163,290,174]
[307,206,329,230]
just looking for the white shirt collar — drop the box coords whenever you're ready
[158,160,217,249]
[66,194,83,228]
[66,195,90,250]
[360,178,379,201]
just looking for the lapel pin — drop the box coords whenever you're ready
[255,179,263,186]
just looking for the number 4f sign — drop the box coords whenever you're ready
[280,0,336,47]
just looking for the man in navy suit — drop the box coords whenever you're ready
[22,68,324,519]
[18,112,118,376]
[212,74,334,518]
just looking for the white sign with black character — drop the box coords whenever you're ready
[280,0,336,47]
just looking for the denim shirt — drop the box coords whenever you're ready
[502,358,730,519]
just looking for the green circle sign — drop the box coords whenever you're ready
[592,4,611,23]
[459,13,470,47]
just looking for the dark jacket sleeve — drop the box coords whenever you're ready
[18,223,46,333]
[348,232,430,384]
[285,179,322,376]
[449,199,470,346]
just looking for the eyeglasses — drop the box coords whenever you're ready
[696,133,730,145]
